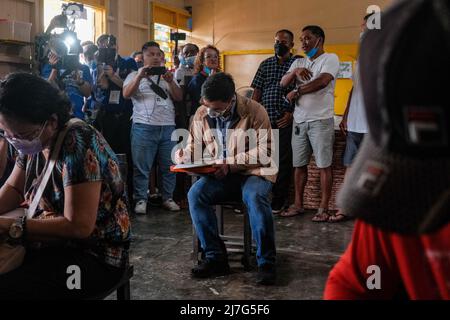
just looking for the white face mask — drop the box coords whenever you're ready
[206,96,236,119]
[207,108,224,119]
[5,122,47,155]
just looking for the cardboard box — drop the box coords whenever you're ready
[0,19,32,43]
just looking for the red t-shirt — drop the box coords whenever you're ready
[324,220,450,300]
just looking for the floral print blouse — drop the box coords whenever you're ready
[17,121,131,268]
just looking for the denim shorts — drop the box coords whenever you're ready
[343,131,366,167]
[292,118,335,168]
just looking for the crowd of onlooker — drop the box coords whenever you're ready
[0,0,448,298]
[5,17,369,221]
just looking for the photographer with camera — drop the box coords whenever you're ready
[95,34,137,150]
[94,34,137,200]
[96,34,130,92]
[123,41,183,214]
[81,43,102,127]
[43,37,93,121]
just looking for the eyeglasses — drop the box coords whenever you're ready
[0,122,47,141]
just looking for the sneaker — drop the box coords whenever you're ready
[191,259,230,279]
[162,199,180,212]
[256,264,276,285]
[134,200,147,215]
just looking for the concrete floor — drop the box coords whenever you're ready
[125,207,354,300]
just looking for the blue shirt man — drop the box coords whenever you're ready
[100,55,138,113]
[41,62,93,120]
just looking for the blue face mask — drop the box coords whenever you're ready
[204,66,212,76]
[178,55,186,66]
[185,56,196,68]
[87,60,96,70]
[305,39,321,59]
[305,47,318,59]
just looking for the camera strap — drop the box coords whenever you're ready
[148,76,168,100]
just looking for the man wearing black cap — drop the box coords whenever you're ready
[325,0,450,299]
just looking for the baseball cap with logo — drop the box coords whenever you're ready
[337,0,450,235]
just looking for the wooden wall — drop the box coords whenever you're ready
[1,0,394,81]
[0,0,43,77]
[186,0,393,90]
[0,0,43,37]
[0,0,187,58]
[107,0,186,57]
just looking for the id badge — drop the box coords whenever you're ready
[156,96,168,107]
[109,90,121,105]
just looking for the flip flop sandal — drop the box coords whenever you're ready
[312,208,331,223]
[328,213,351,223]
[280,206,305,218]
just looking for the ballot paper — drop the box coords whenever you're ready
[172,163,213,170]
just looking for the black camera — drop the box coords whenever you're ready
[61,54,80,72]
[46,33,81,74]
[144,66,167,76]
[97,48,117,67]
[107,35,117,48]
[170,32,186,41]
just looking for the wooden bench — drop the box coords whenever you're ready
[192,202,254,271]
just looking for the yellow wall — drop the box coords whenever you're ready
[186,0,392,48]
[186,0,393,114]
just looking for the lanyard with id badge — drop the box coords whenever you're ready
[109,90,121,105]
[107,67,122,105]
[148,76,169,108]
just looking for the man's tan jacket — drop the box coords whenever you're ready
[177,94,278,183]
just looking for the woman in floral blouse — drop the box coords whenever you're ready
[0,73,130,299]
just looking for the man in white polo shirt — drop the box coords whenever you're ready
[123,41,183,214]
[280,25,340,222]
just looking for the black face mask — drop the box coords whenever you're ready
[274,43,290,57]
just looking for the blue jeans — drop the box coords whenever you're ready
[131,123,176,202]
[188,175,276,267]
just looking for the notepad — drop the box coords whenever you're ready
[170,163,217,174]
[172,163,213,170]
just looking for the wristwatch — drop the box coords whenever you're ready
[8,216,26,245]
